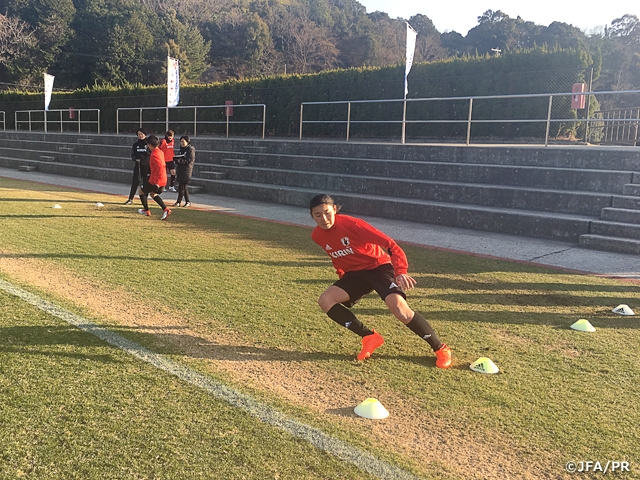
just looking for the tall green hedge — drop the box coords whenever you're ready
[0,47,594,140]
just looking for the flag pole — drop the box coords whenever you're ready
[166,46,170,132]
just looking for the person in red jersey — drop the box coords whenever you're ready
[160,130,177,192]
[137,135,171,220]
[310,193,451,368]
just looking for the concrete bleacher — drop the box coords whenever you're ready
[0,130,639,253]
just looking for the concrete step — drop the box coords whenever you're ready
[189,178,593,242]
[600,208,640,224]
[0,156,131,184]
[218,158,249,166]
[623,184,640,196]
[39,155,55,162]
[58,146,75,153]
[199,170,227,180]
[579,234,640,254]
[207,164,611,216]
[77,138,93,144]
[590,220,640,240]
[611,195,640,209]
[231,154,635,192]
[0,131,639,170]
[0,143,130,162]
[243,146,267,153]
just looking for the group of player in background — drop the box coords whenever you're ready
[124,128,196,218]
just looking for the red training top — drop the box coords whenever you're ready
[311,214,409,278]
[148,148,167,187]
[160,138,174,162]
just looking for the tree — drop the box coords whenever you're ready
[0,13,35,66]
[278,15,338,73]
[409,14,448,63]
[162,10,210,83]
[534,21,588,50]
[58,0,165,87]
[5,0,76,83]
[606,14,639,44]
[205,8,278,78]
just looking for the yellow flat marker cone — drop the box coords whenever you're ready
[469,357,499,374]
[354,398,389,419]
[570,319,596,332]
[612,304,635,316]
[52,204,62,209]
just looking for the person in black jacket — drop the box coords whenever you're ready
[125,128,151,205]
[173,135,195,207]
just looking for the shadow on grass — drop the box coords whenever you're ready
[113,324,439,366]
[0,251,327,268]
[0,214,104,219]
[0,325,127,362]
[0,198,96,203]
[0,324,439,367]
[410,274,640,294]
[352,306,640,329]
[424,292,640,308]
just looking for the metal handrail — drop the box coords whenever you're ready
[592,107,640,145]
[300,89,640,146]
[15,109,100,133]
[116,104,267,139]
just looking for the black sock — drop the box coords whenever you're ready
[139,194,149,210]
[326,304,373,337]
[406,312,442,352]
[153,195,167,210]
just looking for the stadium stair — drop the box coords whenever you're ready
[0,131,639,252]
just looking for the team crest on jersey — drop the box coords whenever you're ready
[340,237,350,247]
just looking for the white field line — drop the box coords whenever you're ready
[0,278,419,480]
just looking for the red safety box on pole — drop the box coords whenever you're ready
[571,83,587,109]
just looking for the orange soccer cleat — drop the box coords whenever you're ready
[356,330,384,361]
[435,344,452,369]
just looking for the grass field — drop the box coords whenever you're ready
[0,178,639,479]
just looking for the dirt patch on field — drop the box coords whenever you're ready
[0,252,569,480]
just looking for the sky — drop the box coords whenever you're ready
[356,0,639,35]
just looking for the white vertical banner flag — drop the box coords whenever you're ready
[167,56,180,108]
[404,23,417,98]
[44,73,55,111]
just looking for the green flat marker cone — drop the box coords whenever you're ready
[470,357,500,374]
[570,319,596,332]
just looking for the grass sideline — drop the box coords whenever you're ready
[1,178,639,479]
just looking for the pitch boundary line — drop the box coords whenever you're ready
[0,278,419,480]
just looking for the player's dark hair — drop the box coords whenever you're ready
[165,130,174,138]
[180,135,190,143]
[309,194,341,213]
[146,135,160,148]
[136,128,146,135]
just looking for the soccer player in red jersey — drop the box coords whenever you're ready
[137,135,171,220]
[310,194,451,368]
[160,130,177,192]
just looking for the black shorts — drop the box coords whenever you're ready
[333,264,406,308]
[166,161,176,170]
[140,182,164,195]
